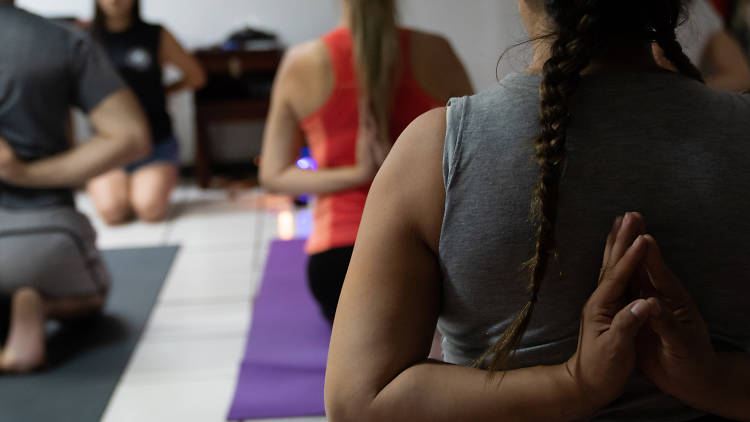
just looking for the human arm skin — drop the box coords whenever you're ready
[411,31,474,101]
[258,47,375,195]
[701,30,750,92]
[324,108,652,422]
[160,28,207,94]
[709,352,750,421]
[0,88,150,188]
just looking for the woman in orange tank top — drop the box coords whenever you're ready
[259,0,472,324]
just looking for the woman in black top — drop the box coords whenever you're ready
[87,0,205,225]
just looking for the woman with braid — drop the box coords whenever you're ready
[326,1,750,420]
[259,0,472,324]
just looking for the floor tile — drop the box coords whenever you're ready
[157,247,262,303]
[102,376,237,422]
[122,334,246,383]
[83,185,321,422]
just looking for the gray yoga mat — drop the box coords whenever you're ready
[0,246,178,422]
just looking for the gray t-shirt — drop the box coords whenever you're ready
[440,71,750,421]
[0,4,124,209]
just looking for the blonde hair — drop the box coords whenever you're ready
[350,0,399,146]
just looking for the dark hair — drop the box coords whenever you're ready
[476,0,703,374]
[91,0,142,39]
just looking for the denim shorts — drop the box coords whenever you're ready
[126,136,180,173]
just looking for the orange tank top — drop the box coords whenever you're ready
[300,27,442,255]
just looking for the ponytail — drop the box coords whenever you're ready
[349,0,399,147]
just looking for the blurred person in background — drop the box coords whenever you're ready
[259,0,472,324]
[87,0,206,225]
[0,0,150,373]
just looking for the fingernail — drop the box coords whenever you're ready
[631,300,649,318]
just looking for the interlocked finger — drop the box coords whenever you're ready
[609,212,645,266]
[600,216,624,283]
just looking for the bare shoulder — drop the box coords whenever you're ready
[275,39,333,119]
[281,39,328,72]
[409,29,453,54]
[159,26,177,41]
[374,107,447,249]
[158,26,183,55]
[392,107,447,153]
[407,29,473,101]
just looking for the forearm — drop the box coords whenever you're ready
[704,352,750,421]
[331,362,594,422]
[15,134,149,189]
[261,166,368,195]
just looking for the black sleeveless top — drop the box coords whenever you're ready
[96,21,173,143]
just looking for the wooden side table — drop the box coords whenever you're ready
[193,49,283,188]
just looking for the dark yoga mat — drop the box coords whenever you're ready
[0,246,178,422]
[228,239,331,421]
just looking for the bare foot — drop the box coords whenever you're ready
[0,288,46,373]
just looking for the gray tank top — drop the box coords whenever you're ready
[439,71,750,421]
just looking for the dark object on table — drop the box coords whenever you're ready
[193,48,283,188]
[222,27,281,51]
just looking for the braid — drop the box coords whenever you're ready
[478,0,699,376]
[656,30,705,82]
[476,11,600,374]
[653,0,705,82]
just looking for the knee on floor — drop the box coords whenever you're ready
[97,200,132,226]
[132,193,170,223]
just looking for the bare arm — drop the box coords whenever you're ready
[258,49,375,195]
[702,30,750,92]
[325,109,652,421]
[160,28,207,94]
[0,88,150,188]
[711,352,750,420]
[437,37,474,99]
[412,33,474,102]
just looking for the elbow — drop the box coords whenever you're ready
[325,392,367,422]
[190,69,208,91]
[258,177,280,194]
[258,166,281,194]
[194,72,208,90]
[325,379,378,422]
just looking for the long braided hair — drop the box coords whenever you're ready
[476,0,704,374]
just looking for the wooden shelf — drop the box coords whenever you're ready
[193,49,282,188]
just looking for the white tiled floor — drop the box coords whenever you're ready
[75,185,325,422]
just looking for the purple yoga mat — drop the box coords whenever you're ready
[228,239,331,420]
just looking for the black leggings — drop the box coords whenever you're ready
[307,246,354,324]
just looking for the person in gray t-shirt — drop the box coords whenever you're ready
[325,1,750,421]
[0,1,150,373]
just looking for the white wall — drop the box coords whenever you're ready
[19,0,530,164]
